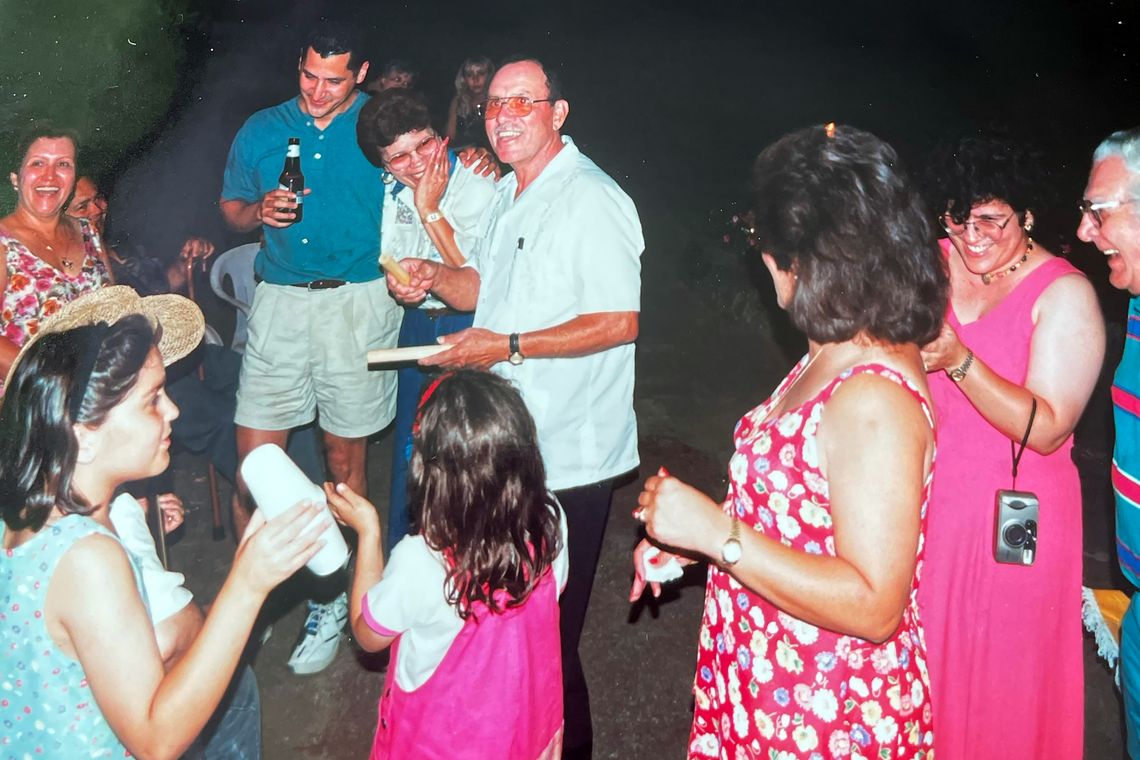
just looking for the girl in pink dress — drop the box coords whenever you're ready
[918,136,1103,758]
[328,370,567,760]
[632,125,947,759]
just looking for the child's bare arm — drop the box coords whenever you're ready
[324,482,394,652]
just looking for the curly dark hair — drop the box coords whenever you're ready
[356,88,433,168]
[923,133,1051,223]
[751,124,948,346]
[0,316,156,531]
[407,370,562,620]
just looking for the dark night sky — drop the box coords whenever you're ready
[108,0,1140,266]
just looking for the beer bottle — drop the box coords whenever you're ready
[277,137,304,223]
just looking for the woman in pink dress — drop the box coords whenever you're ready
[632,125,947,759]
[918,135,1104,758]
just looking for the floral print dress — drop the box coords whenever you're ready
[689,360,935,760]
[1,218,109,349]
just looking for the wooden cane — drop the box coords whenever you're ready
[185,257,226,540]
[145,481,169,569]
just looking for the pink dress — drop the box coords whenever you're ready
[919,253,1084,759]
[689,362,935,759]
[365,569,563,759]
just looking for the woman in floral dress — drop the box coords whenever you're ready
[632,125,947,759]
[1,123,113,386]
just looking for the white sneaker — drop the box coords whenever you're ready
[286,593,348,675]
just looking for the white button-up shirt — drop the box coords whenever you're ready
[470,136,643,490]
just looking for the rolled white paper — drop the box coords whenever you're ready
[240,443,348,576]
[642,546,685,584]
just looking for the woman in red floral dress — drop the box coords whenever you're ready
[632,125,948,759]
[1,123,112,387]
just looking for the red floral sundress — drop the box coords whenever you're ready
[689,360,935,760]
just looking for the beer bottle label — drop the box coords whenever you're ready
[278,183,303,205]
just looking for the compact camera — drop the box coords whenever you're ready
[994,489,1039,566]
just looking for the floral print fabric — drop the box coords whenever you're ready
[1,218,108,349]
[689,361,935,760]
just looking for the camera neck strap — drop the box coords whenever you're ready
[1010,397,1038,489]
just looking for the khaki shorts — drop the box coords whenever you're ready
[235,280,402,438]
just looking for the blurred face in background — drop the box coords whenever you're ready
[67,176,108,234]
[463,65,490,96]
[378,67,413,90]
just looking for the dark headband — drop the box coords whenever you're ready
[68,322,112,420]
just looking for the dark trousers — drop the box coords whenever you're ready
[554,478,616,754]
[387,307,473,553]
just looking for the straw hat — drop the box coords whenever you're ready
[5,286,205,387]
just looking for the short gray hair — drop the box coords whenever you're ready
[1094,127,1140,174]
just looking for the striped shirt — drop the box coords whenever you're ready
[1113,296,1140,587]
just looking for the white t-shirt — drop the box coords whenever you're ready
[381,161,497,310]
[363,501,569,691]
[108,493,194,624]
[469,136,643,490]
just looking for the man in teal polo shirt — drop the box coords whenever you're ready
[220,23,400,675]
[1079,127,1140,757]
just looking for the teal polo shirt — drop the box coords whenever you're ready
[222,92,384,284]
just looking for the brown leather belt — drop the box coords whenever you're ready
[288,279,347,290]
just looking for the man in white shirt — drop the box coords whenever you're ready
[388,56,643,760]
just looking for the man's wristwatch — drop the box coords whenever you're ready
[720,515,742,567]
[508,332,524,366]
[949,349,975,383]
[423,210,443,224]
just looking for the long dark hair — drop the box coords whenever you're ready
[408,371,562,619]
[0,316,155,531]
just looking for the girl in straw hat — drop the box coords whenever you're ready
[0,287,328,759]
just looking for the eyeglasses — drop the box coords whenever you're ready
[476,96,554,119]
[383,135,439,171]
[1079,198,1140,228]
[939,210,1017,238]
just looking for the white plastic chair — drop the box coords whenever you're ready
[209,243,260,353]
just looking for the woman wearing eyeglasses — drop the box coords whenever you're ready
[918,135,1104,759]
[356,88,497,551]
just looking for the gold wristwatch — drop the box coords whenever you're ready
[720,515,742,567]
[949,349,975,383]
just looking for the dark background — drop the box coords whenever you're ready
[21,0,1127,286]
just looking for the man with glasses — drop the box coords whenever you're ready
[387,56,643,760]
[219,22,401,676]
[1079,126,1140,758]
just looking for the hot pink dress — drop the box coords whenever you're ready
[919,252,1084,759]
[689,361,935,759]
[362,540,563,760]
